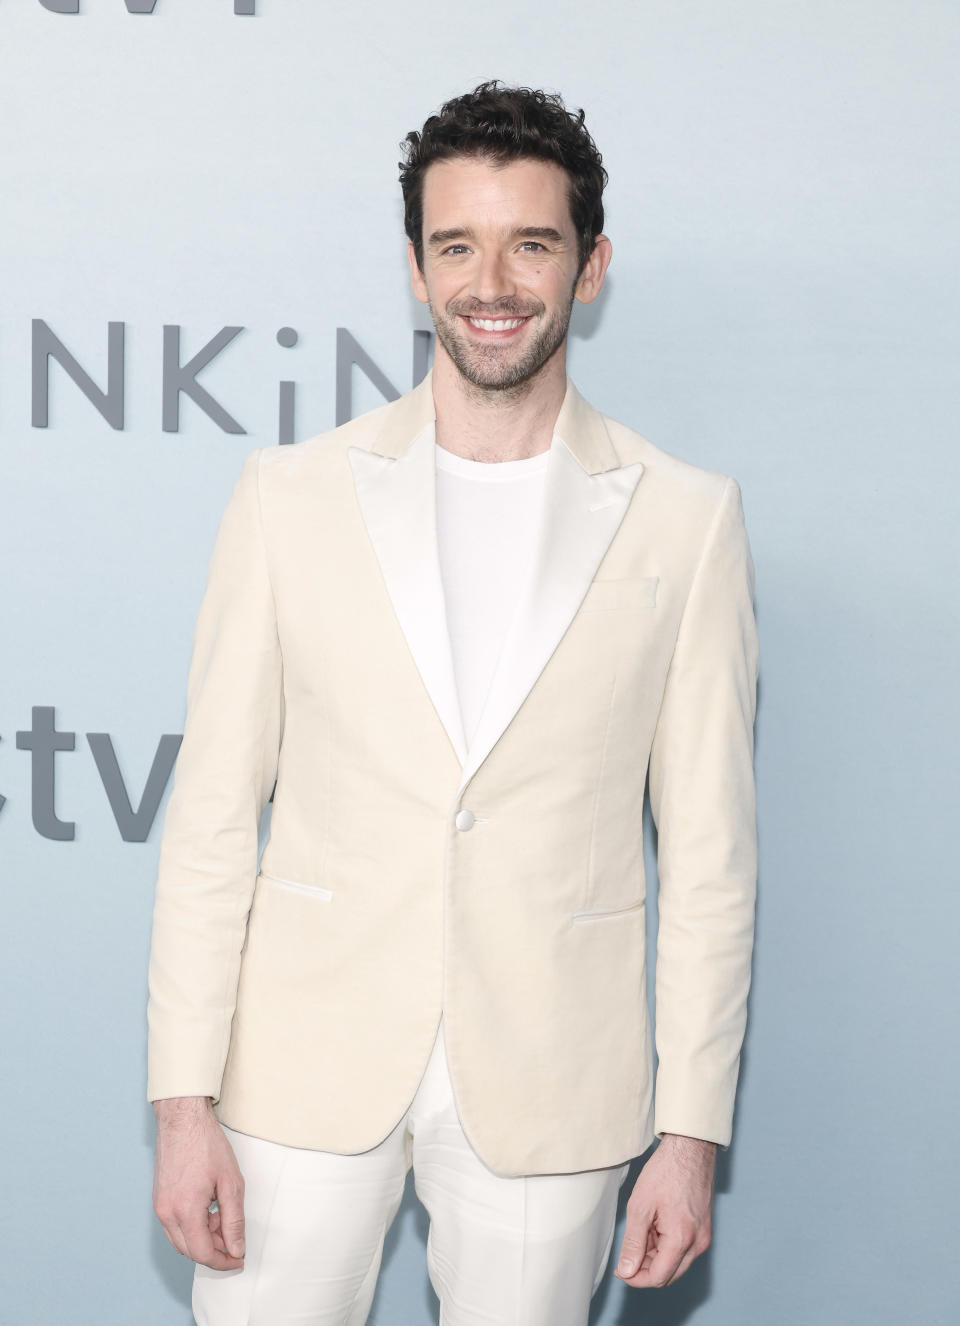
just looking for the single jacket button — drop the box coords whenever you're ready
[455,808,475,831]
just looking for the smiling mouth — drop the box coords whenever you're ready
[461,315,532,335]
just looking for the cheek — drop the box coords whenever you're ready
[520,261,573,298]
[427,270,467,306]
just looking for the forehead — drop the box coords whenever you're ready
[420,156,574,232]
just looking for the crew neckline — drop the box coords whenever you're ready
[434,442,552,482]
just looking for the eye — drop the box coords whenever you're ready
[442,244,470,256]
[519,241,547,252]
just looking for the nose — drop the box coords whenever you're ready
[470,247,516,307]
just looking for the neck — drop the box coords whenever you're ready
[431,342,568,462]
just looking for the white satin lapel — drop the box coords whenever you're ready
[455,434,644,799]
[348,422,469,768]
[345,371,645,799]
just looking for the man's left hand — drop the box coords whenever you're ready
[614,1132,717,1288]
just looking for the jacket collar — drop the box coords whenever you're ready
[364,368,623,475]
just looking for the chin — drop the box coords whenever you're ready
[463,363,538,392]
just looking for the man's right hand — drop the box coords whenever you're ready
[152,1096,246,1270]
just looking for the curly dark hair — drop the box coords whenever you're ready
[399,80,608,277]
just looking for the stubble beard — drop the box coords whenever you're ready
[428,291,576,395]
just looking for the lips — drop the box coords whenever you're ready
[460,314,532,337]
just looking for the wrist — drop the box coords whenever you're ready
[153,1095,214,1121]
[659,1132,718,1154]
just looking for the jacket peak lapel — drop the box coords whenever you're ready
[346,370,645,798]
[455,419,644,798]
[347,405,469,770]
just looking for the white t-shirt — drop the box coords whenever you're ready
[434,442,551,752]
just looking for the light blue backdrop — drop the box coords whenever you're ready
[1,2,957,1323]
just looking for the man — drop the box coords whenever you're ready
[147,81,759,1325]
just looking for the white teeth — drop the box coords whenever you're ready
[467,317,526,331]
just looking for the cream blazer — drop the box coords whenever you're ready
[146,370,759,1177]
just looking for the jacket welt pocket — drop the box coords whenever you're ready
[571,899,645,924]
[578,576,659,612]
[257,871,333,901]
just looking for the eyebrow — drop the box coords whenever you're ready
[426,226,567,248]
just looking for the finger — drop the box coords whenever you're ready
[665,1231,710,1286]
[181,1213,244,1271]
[161,1218,190,1259]
[216,1181,246,1260]
[637,1224,658,1275]
[199,1247,245,1270]
[628,1230,690,1289]
[189,1242,244,1270]
[615,1211,654,1281]
[207,1208,242,1263]
[208,1208,228,1256]
[664,1246,700,1287]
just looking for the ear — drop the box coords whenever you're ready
[574,234,612,304]
[408,242,429,304]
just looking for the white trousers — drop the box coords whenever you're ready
[193,1019,629,1326]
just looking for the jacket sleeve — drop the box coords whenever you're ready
[647,476,759,1148]
[146,447,283,1103]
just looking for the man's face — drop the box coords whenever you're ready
[409,155,605,392]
